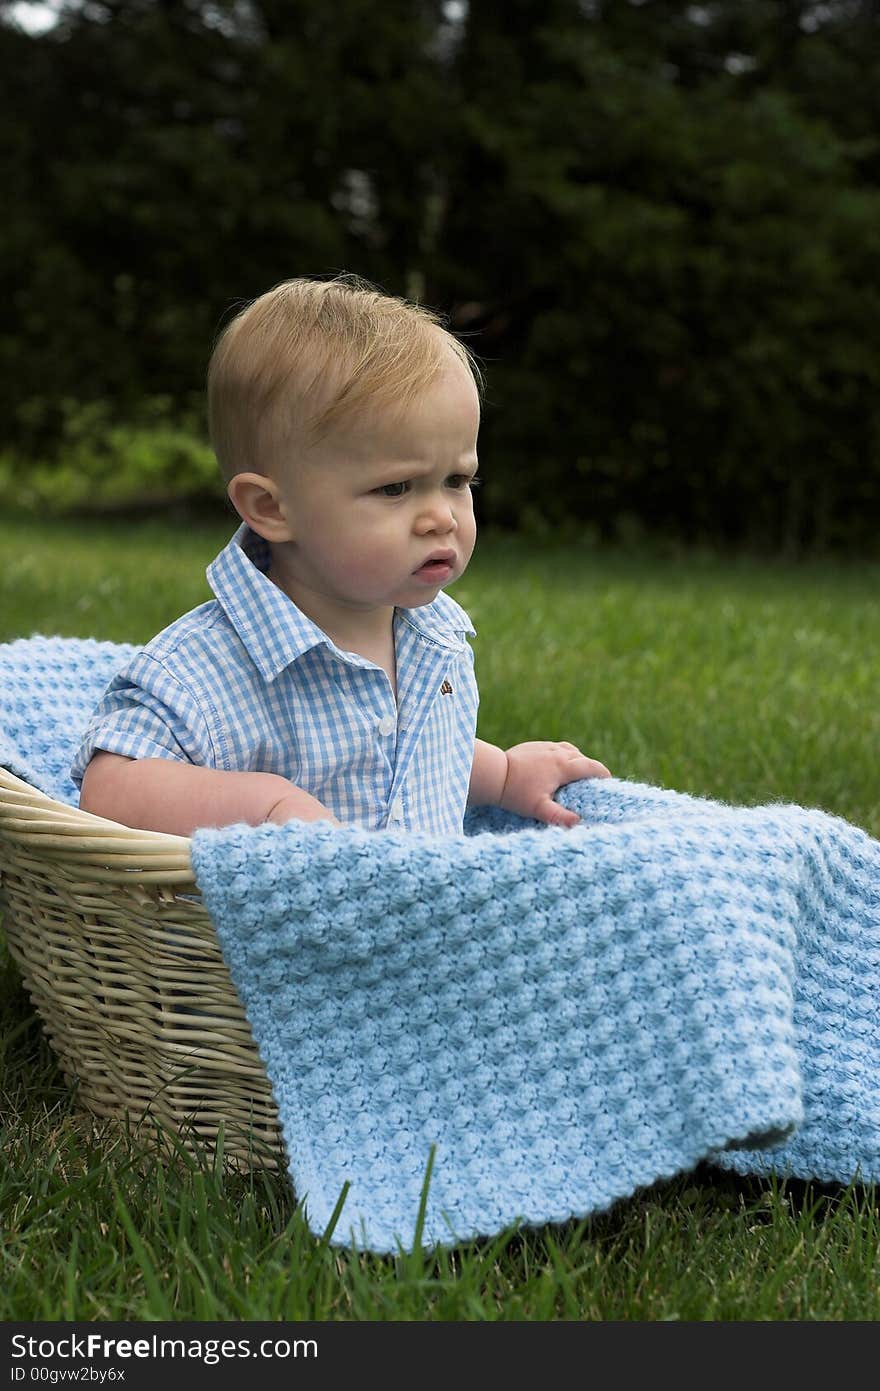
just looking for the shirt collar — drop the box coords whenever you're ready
[207,525,334,682]
[207,525,475,683]
[397,589,476,647]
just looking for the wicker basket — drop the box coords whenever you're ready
[0,764,283,1165]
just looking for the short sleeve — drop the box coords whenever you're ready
[70,650,217,790]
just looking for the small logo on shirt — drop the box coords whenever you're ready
[440,679,453,695]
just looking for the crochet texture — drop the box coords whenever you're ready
[2,636,879,1252]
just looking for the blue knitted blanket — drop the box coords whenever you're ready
[2,637,879,1253]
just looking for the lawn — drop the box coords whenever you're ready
[1,517,879,1320]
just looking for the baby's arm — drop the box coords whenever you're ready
[79,752,340,835]
[469,737,610,828]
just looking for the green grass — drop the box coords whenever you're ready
[2,517,879,1320]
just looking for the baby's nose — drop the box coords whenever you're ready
[417,499,457,531]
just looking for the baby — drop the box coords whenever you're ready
[73,275,609,834]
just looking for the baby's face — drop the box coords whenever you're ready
[271,356,480,619]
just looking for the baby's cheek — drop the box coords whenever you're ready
[332,544,380,582]
[349,550,395,585]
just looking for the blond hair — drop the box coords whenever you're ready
[207,273,482,482]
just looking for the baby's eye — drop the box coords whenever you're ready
[447,474,482,490]
[375,481,410,497]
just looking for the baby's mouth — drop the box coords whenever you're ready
[413,552,456,583]
[414,550,456,574]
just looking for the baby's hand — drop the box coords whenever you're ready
[500,741,610,828]
[264,786,342,827]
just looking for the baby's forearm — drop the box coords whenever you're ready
[467,738,509,807]
[79,752,338,835]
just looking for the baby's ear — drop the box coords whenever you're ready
[227,472,293,542]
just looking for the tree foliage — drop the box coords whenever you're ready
[1,0,878,549]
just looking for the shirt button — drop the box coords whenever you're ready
[388,794,404,823]
[378,714,396,736]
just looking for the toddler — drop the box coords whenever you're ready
[73,275,609,834]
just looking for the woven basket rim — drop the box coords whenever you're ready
[0,764,193,877]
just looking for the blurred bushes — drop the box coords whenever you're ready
[0,398,220,516]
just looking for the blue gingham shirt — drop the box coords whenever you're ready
[71,525,479,833]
